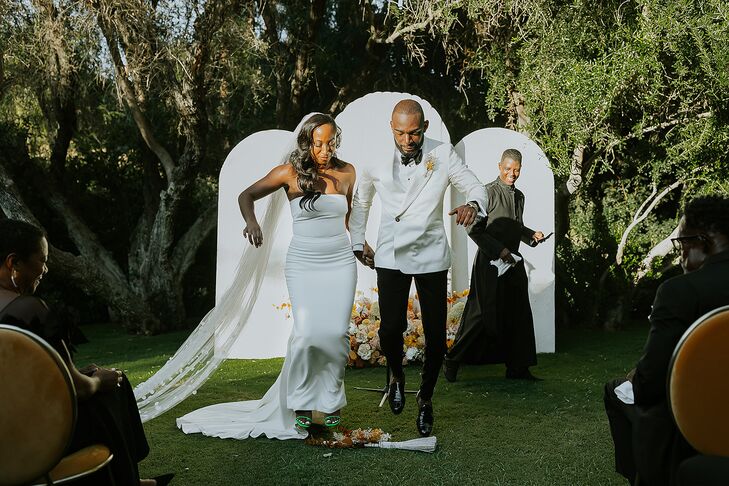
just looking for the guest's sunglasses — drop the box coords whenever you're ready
[670,234,708,251]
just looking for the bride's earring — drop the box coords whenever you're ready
[10,269,19,290]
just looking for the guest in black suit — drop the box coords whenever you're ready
[604,195,729,486]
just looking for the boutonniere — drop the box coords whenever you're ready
[424,155,435,177]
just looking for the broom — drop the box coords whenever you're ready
[364,436,437,453]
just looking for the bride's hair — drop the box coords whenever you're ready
[289,113,343,210]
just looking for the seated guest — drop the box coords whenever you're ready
[604,195,729,485]
[678,455,729,485]
[0,219,172,486]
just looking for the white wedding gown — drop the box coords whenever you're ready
[177,194,356,440]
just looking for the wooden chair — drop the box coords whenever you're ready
[0,324,113,486]
[667,305,729,457]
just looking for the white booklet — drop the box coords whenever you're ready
[490,254,523,277]
[614,380,634,405]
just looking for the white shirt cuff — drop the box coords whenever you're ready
[352,243,364,252]
[467,200,486,217]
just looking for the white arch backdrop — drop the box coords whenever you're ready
[218,92,554,359]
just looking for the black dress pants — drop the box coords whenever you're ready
[604,378,638,485]
[376,267,447,401]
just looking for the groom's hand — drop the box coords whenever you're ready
[354,243,375,269]
[448,204,477,226]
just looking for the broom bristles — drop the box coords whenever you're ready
[364,436,437,453]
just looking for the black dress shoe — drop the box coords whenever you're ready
[505,368,543,381]
[415,394,434,437]
[443,359,459,382]
[388,380,405,415]
[153,473,175,486]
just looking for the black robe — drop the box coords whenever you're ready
[447,178,538,368]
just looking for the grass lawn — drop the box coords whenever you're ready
[74,323,647,485]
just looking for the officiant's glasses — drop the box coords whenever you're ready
[671,234,708,251]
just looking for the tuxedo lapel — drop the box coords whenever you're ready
[395,161,433,220]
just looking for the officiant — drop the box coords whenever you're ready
[444,149,546,382]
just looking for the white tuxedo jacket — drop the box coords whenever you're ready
[349,137,487,274]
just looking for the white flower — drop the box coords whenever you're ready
[405,347,421,361]
[369,334,380,351]
[447,301,465,323]
[357,343,373,360]
[356,329,369,343]
[406,321,415,333]
[369,301,381,319]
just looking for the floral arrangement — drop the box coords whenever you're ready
[305,427,391,449]
[277,288,468,368]
[346,288,468,368]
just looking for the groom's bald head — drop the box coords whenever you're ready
[392,99,425,122]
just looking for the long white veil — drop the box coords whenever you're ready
[134,114,320,422]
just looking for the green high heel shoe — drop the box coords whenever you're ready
[324,415,341,427]
[295,415,313,429]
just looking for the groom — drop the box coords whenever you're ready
[349,99,487,436]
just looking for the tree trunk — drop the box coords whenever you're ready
[555,144,585,241]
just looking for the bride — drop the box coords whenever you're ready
[177,113,360,439]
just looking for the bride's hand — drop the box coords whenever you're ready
[243,224,263,247]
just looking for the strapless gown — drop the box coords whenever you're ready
[177,194,357,439]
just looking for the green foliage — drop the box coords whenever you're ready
[418,0,729,326]
[2,0,727,328]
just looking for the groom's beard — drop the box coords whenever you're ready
[394,136,425,157]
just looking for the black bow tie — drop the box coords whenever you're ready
[400,150,423,166]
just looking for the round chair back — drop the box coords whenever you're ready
[0,324,76,486]
[668,305,729,457]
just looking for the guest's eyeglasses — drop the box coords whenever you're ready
[670,234,707,251]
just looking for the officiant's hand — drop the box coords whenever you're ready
[354,243,375,269]
[499,247,516,264]
[243,223,263,247]
[448,204,477,226]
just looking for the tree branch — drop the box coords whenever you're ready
[0,48,9,100]
[634,223,680,282]
[41,177,129,286]
[561,144,585,196]
[376,2,455,44]
[289,0,325,120]
[259,0,289,125]
[0,162,41,223]
[615,179,683,265]
[96,12,176,181]
[171,204,217,282]
[585,111,713,172]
